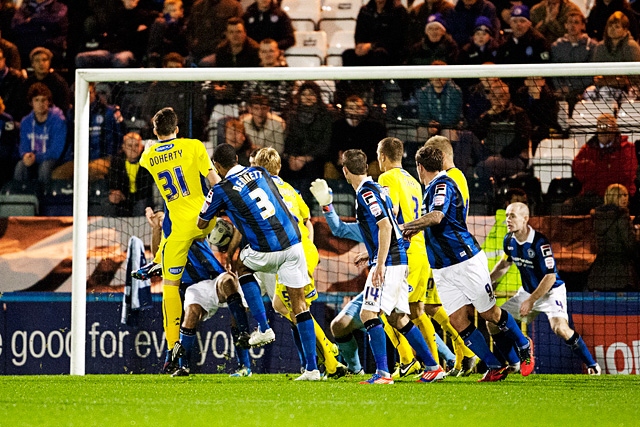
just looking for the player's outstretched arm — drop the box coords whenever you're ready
[310,178,363,242]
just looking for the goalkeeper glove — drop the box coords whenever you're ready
[310,179,333,206]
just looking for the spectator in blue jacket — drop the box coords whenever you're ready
[14,83,66,184]
[415,60,463,129]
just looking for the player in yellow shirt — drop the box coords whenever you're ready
[377,137,438,378]
[139,107,220,372]
[251,147,347,378]
[423,135,477,376]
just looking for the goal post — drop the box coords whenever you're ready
[71,62,640,375]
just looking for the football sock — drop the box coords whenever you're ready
[381,314,414,365]
[179,327,196,369]
[459,324,502,369]
[289,322,305,368]
[491,331,520,365]
[496,309,529,349]
[314,317,339,374]
[399,322,438,369]
[162,284,182,349]
[226,292,250,334]
[566,332,597,367]
[295,311,318,371]
[435,333,456,365]
[335,333,362,373]
[237,347,251,370]
[365,318,389,375]
[239,274,270,332]
[433,306,476,359]
[412,313,438,361]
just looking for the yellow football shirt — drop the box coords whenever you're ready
[445,167,469,213]
[140,138,213,240]
[271,175,311,242]
[378,167,426,255]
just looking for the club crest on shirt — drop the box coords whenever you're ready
[527,248,536,258]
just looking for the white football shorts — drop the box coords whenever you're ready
[240,242,310,289]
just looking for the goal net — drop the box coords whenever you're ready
[70,63,640,376]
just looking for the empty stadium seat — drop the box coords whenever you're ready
[281,0,321,31]
[88,179,110,216]
[41,179,74,216]
[326,30,355,66]
[319,0,359,41]
[285,31,328,67]
[0,180,41,217]
[616,101,640,141]
[531,138,579,193]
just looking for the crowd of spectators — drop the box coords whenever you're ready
[0,0,638,224]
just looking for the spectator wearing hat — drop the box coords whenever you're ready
[531,0,582,45]
[10,0,68,68]
[497,5,551,64]
[591,11,640,62]
[447,0,500,48]
[407,13,459,66]
[407,0,454,47]
[342,0,409,67]
[459,16,501,65]
[587,0,639,42]
[24,47,71,115]
[551,11,596,107]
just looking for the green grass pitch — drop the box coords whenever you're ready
[0,374,638,427]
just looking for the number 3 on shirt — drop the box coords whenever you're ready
[158,166,189,202]
[250,188,276,220]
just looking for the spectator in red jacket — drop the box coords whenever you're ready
[567,113,638,214]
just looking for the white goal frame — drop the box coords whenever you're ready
[71,62,640,375]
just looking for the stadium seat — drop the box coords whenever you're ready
[41,179,74,216]
[616,101,640,141]
[531,138,579,193]
[281,0,321,31]
[544,177,582,215]
[0,180,41,217]
[468,176,495,216]
[569,100,616,147]
[88,179,110,216]
[319,0,359,42]
[285,31,328,67]
[326,30,355,66]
